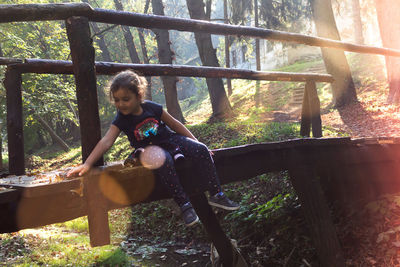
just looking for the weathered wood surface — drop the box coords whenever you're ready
[1,4,400,57]
[4,67,24,175]
[0,3,93,22]
[1,58,334,82]
[66,17,103,166]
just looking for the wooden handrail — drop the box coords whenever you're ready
[1,58,334,82]
[0,3,400,57]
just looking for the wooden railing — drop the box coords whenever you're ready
[2,3,400,266]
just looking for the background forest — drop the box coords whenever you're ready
[1,0,400,266]
[0,0,384,159]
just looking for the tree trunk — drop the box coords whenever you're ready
[138,0,152,100]
[152,0,185,123]
[351,0,364,45]
[310,0,357,107]
[186,0,232,120]
[224,0,232,96]
[374,0,400,104]
[82,0,112,62]
[254,0,261,107]
[0,44,3,170]
[35,114,70,151]
[113,0,141,64]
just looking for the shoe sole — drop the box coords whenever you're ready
[208,202,240,211]
[186,216,200,227]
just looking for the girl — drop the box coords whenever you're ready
[67,70,239,226]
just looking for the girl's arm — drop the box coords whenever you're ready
[161,110,197,141]
[67,124,121,177]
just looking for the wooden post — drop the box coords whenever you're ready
[189,193,234,267]
[65,16,103,166]
[300,81,322,137]
[300,82,311,137]
[4,67,25,175]
[288,150,345,267]
[84,174,110,247]
[307,81,322,137]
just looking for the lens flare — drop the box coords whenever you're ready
[99,169,155,205]
[139,145,166,169]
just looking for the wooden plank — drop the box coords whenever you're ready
[4,67,25,175]
[65,16,103,166]
[288,149,345,267]
[0,188,21,204]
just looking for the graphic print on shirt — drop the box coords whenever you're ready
[134,118,159,141]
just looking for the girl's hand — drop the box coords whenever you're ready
[209,149,214,157]
[67,164,91,177]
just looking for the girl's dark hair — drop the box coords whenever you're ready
[108,70,147,100]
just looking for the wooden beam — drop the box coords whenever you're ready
[89,8,400,57]
[65,16,103,166]
[4,67,25,175]
[3,58,334,83]
[288,149,345,267]
[300,83,311,137]
[1,4,400,57]
[0,3,93,22]
[84,174,110,247]
[307,81,322,137]
[190,193,234,267]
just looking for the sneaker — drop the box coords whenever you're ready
[181,202,199,227]
[208,193,240,211]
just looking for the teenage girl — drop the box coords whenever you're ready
[67,70,239,226]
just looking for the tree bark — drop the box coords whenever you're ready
[113,0,141,64]
[351,0,364,45]
[0,44,3,170]
[310,0,357,107]
[374,0,400,104]
[138,0,152,100]
[186,0,232,120]
[82,0,112,62]
[34,114,70,152]
[152,0,185,123]
[254,0,261,106]
[224,0,232,96]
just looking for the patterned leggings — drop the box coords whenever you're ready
[151,134,222,207]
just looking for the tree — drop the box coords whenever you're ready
[137,0,153,100]
[82,0,112,62]
[374,0,400,104]
[113,0,141,64]
[186,0,232,120]
[152,0,185,122]
[351,0,364,45]
[310,0,357,107]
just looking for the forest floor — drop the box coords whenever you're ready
[2,54,400,266]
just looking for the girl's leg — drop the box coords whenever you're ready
[166,134,222,195]
[152,148,189,207]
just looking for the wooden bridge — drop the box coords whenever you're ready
[2,137,400,266]
[2,3,400,266]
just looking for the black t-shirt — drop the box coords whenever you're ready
[112,100,174,148]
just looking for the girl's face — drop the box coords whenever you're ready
[112,87,142,115]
